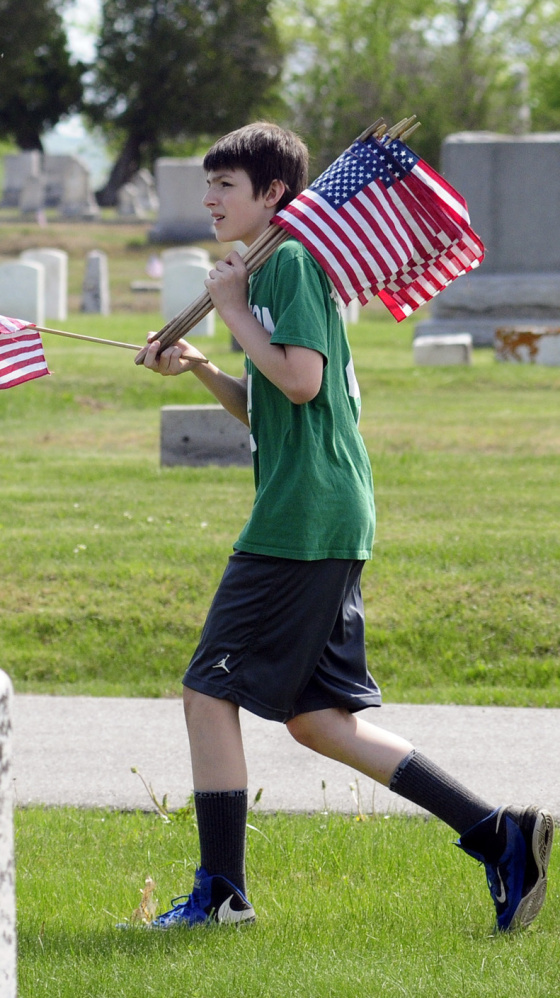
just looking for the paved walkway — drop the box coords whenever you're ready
[12,695,560,818]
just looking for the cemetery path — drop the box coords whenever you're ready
[12,696,560,819]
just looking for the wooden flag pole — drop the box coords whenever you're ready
[35,325,209,362]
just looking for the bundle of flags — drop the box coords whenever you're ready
[0,315,49,389]
[273,129,484,321]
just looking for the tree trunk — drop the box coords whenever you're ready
[95,132,145,206]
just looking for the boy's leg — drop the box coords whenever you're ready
[148,689,255,928]
[183,688,249,895]
[286,708,492,832]
[287,707,554,931]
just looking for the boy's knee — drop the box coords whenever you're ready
[286,713,317,750]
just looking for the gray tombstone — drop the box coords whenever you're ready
[117,182,146,219]
[0,260,45,326]
[19,175,46,215]
[1,151,41,207]
[43,154,99,218]
[131,169,159,213]
[20,249,68,321]
[161,405,251,466]
[414,132,560,345]
[81,250,110,315]
[149,158,213,243]
[0,671,16,998]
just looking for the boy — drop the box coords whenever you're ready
[136,121,553,933]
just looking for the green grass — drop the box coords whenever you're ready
[1,309,559,704]
[15,806,560,998]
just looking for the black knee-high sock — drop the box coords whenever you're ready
[389,750,494,835]
[194,789,248,894]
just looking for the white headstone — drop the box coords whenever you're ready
[0,671,16,998]
[20,249,68,321]
[344,300,360,325]
[150,158,213,242]
[0,260,45,326]
[82,250,110,315]
[162,249,214,336]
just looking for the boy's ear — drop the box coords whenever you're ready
[264,179,286,209]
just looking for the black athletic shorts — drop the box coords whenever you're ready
[183,551,381,723]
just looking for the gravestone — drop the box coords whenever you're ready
[414,333,472,366]
[161,248,214,335]
[161,405,251,466]
[414,132,560,345]
[43,154,99,218]
[0,671,16,998]
[19,175,46,215]
[81,251,110,314]
[131,169,159,213]
[20,249,68,321]
[149,158,213,243]
[1,151,41,207]
[0,260,45,326]
[117,182,146,219]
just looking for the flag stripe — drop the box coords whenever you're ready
[0,323,49,389]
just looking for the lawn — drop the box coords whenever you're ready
[15,806,560,998]
[1,306,559,705]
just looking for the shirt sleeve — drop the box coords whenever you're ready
[267,248,332,361]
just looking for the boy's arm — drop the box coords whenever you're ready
[138,337,249,426]
[205,252,324,405]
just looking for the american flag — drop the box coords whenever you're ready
[272,133,484,320]
[373,137,485,319]
[0,314,50,389]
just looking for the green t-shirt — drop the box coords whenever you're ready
[234,239,375,561]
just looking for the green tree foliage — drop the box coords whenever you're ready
[86,0,284,204]
[0,0,83,150]
[274,0,558,169]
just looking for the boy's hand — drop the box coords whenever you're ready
[204,251,249,320]
[135,334,206,375]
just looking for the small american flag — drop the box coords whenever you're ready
[272,133,484,320]
[0,314,50,389]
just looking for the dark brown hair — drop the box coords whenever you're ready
[203,121,308,211]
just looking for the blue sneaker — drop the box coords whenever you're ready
[149,867,256,929]
[457,805,554,932]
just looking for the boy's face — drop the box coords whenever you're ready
[203,168,277,246]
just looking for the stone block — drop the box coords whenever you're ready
[20,248,68,321]
[149,158,214,243]
[0,671,16,998]
[161,405,252,466]
[495,326,560,365]
[413,333,472,366]
[0,260,45,326]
